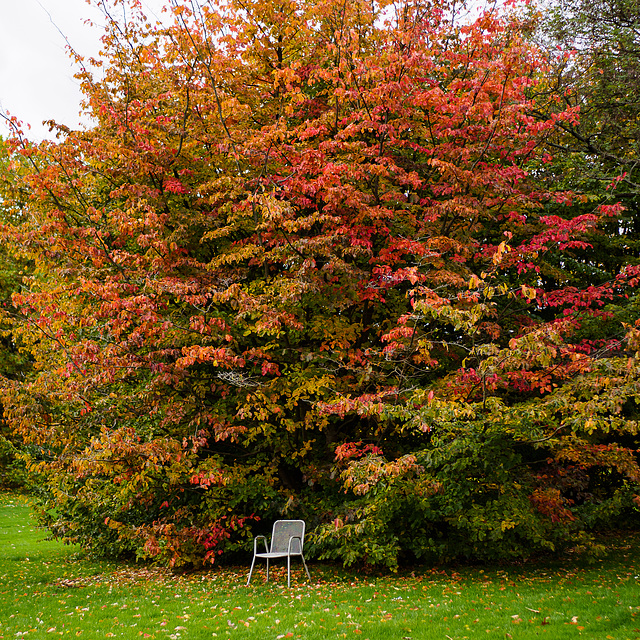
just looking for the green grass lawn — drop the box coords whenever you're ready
[1,493,640,639]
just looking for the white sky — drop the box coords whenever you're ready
[0,0,166,141]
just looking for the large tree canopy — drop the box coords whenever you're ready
[1,0,639,568]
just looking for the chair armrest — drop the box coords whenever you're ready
[254,535,269,554]
[287,535,302,555]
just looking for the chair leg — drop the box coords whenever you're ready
[266,558,270,583]
[247,556,257,586]
[301,554,311,582]
[287,555,291,588]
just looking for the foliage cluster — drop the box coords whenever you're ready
[0,0,639,568]
[0,143,30,489]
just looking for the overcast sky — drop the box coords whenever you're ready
[0,0,165,141]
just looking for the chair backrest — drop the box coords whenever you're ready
[270,519,305,554]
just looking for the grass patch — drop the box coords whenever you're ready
[1,493,640,639]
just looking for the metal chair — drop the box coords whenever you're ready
[246,519,311,587]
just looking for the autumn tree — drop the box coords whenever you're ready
[0,0,639,568]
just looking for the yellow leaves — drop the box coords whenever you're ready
[623,321,640,352]
[520,284,537,301]
[341,453,423,495]
[310,316,360,352]
[492,240,511,266]
[254,193,294,225]
[415,300,487,335]
[500,519,516,531]
[104,516,122,530]
[468,274,481,289]
[206,244,264,270]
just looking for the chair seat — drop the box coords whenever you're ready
[255,551,302,559]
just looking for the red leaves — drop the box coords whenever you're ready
[334,441,384,463]
[260,361,281,376]
[529,214,597,252]
[318,389,400,419]
[137,512,259,567]
[557,443,640,483]
[530,488,576,524]
[189,470,226,488]
[163,177,189,194]
[177,346,245,369]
